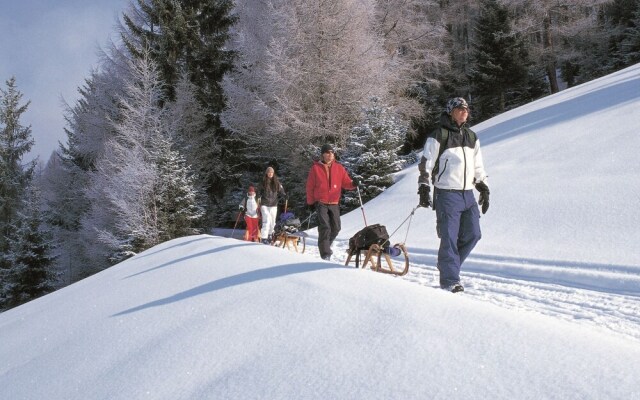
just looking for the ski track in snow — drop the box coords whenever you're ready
[321,239,640,343]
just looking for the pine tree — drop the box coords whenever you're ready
[153,137,205,242]
[0,184,57,310]
[0,77,36,268]
[470,0,535,120]
[342,98,408,208]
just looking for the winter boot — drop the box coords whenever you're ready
[442,283,464,293]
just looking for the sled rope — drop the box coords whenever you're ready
[301,212,316,230]
[381,205,419,248]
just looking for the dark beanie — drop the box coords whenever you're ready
[320,144,334,154]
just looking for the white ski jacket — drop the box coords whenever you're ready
[239,194,260,218]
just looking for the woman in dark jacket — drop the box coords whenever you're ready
[259,166,286,244]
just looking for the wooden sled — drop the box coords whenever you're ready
[272,231,307,253]
[345,243,409,276]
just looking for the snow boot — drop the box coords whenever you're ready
[442,283,464,293]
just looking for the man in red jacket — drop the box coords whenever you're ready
[306,144,358,260]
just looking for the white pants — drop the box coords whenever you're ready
[260,206,278,239]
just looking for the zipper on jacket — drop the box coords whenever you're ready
[462,131,469,188]
[462,146,468,188]
[437,159,448,182]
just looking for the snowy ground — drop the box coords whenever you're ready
[1,64,639,399]
[315,238,640,342]
[216,225,640,343]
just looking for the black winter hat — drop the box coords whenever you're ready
[320,144,334,154]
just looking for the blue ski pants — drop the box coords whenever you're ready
[434,189,482,287]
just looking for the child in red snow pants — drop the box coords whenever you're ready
[244,215,260,242]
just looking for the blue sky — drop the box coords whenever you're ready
[0,0,128,163]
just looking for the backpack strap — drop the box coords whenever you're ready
[432,127,449,184]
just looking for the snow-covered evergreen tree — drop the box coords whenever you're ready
[0,77,36,260]
[0,183,57,311]
[342,97,408,208]
[82,47,204,265]
[153,137,205,242]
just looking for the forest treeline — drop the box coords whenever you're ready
[1,0,639,310]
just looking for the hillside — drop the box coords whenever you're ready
[1,65,639,399]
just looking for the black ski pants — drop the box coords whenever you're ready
[316,203,341,260]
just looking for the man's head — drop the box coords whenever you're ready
[320,143,335,164]
[446,97,469,126]
[320,144,334,154]
[446,97,468,114]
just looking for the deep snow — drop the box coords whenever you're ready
[1,64,639,399]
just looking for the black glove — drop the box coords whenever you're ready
[239,205,245,212]
[352,177,360,187]
[418,184,431,208]
[475,181,490,214]
[306,203,316,212]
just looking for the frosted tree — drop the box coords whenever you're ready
[500,0,610,93]
[342,97,408,208]
[83,48,204,265]
[83,48,165,263]
[373,0,449,111]
[223,0,403,177]
[153,138,205,242]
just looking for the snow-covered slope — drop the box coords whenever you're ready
[1,235,639,399]
[1,64,640,399]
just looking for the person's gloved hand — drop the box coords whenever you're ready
[306,203,316,212]
[239,205,245,212]
[475,181,490,214]
[418,184,431,208]
[352,177,360,187]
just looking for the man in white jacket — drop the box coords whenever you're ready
[417,97,490,293]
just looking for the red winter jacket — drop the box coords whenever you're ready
[306,160,356,205]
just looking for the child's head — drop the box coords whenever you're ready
[247,186,256,196]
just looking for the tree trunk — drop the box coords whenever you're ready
[543,15,559,93]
